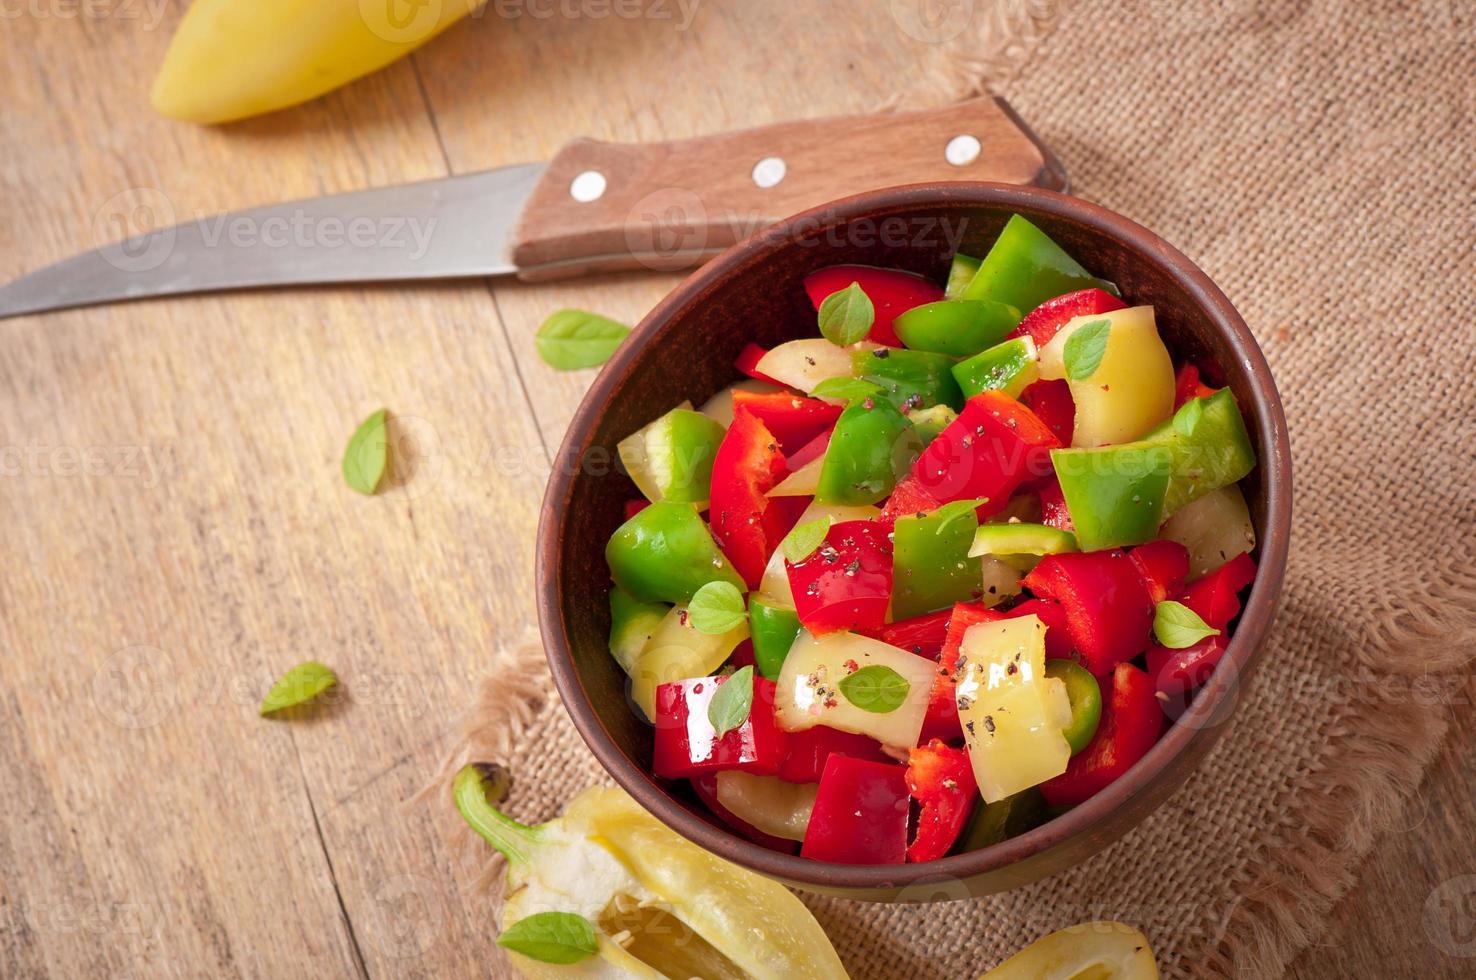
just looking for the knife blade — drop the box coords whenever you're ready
[0,97,1065,319]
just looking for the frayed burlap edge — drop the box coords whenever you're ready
[422,2,1476,973]
[1205,565,1476,979]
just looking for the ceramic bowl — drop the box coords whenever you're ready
[536,182,1291,900]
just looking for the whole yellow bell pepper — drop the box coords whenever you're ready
[152,0,485,124]
[454,764,850,979]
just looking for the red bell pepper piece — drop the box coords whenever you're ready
[1005,598,1073,660]
[777,725,890,783]
[1146,635,1229,705]
[867,607,954,657]
[1128,539,1191,605]
[1179,551,1257,630]
[1021,551,1153,676]
[803,265,943,347]
[921,602,1002,741]
[1173,363,1218,409]
[1040,662,1162,807]
[690,774,799,853]
[908,391,1060,516]
[1037,477,1075,532]
[786,429,832,470]
[727,638,756,671]
[1019,378,1075,447]
[653,674,788,779]
[710,409,805,588]
[786,520,893,634]
[801,756,911,864]
[623,499,649,521]
[876,474,941,529]
[905,739,979,862]
[731,389,842,457]
[1008,287,1127,348]
[735,342,784,386]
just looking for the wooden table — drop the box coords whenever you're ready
[1,3,1470,977]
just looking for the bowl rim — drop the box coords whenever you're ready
[537,181,1292,891]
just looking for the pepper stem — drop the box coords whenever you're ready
[453,763,543,866]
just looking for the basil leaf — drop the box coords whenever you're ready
[810,377,884,404]
[1153,600,1221,648]
[535,310,631,371]
[1173,397,1205,437]
[260,661,338,716]
[1063,318,1112,381]
[688,581,748,635]
[342,409,389,495]
[817,282,875,347]
[782,517,832,563]
[707,665,755,738]
[839,664,910,713]
[497,911,598,965]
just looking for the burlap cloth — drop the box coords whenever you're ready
[441,2,1476,977]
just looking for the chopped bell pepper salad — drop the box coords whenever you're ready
[602,214,1260,866]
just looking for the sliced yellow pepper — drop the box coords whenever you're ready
[954,615,1072,802]
[980,920,1159,979]
[1038,306,1175,448]
[628,604,748,722]
[152,0,484,124]
[454,765,849,980]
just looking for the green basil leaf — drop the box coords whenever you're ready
[1063,318,1112,381]
[708,665,755,738]
[782,517,832,564]
[817,282,875,347]
[342,409,389,495]
[839,664,910,713]
[1173,397,1205,437]
[1153,600,1221,649]
[260,661,338,716]
[688,581,748,635]
[810,376,884,404]
[535,310,631,371]
[497,911,599,965]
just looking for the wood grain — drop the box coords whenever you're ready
[0,1,1468,977]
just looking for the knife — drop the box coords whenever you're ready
[0,97,1064,319]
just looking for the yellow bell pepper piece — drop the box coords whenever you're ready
[1038,306,1175,448]
[774,629,936,747]
[629,604,748,722]
[955,615,1072,803]
[152,0,484,124]
[980,920,1159,979]
[454,765,849,980]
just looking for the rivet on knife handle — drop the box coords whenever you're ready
[508,95,1066,281]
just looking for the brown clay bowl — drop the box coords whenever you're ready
[536,182,1291,901]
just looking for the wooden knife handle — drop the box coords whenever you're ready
[509,96,1065,280]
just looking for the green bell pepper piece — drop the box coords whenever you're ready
[945,251,982,299]
[1044,659,1102,754]
[891,499,982,619]
[605,501,744,604]
[1050,442,1173,551]
[815,398,922,506]
[960,787,1046,850]
[968,522,1077,558]
[1145,389,1257,514]
[893,299,1020,357]
[850,347,964,412]
[616,407,726,505]
[951,336,1040,399]
[748,595,802,680]
[608,586,669,675]
[905,404,957,447]
[960,215,1116,318]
